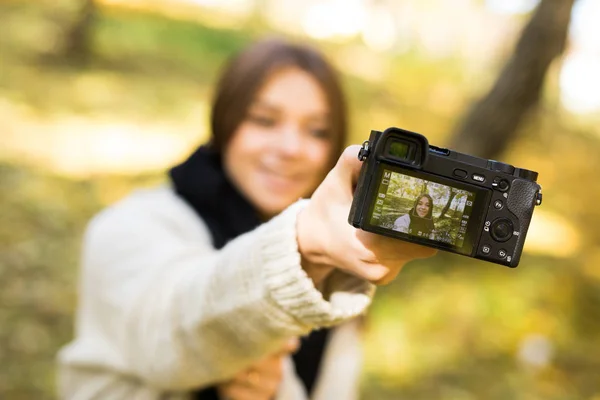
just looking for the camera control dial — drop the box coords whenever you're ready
[492,178,510,192]
[490,218,514,242]
[489,160,515,174]
[516,168,539,182]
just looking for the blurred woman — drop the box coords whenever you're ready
[393,193,436,239]
[58,38,435,400]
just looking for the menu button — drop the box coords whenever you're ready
[472,174,485,182]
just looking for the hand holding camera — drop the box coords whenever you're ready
[299,127,542,286]
[297,145,437,286]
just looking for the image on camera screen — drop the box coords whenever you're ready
[370,169,476,248]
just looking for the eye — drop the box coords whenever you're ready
[307,126,331,140]
[248,113,277,127]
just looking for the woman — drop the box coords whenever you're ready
[58,38,435,400]
[393,194,436,239]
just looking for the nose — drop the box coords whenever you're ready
[274,123,303,158]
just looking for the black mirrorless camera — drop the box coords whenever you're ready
[348,127,542,267]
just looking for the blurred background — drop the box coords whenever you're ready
[1,0,599,398]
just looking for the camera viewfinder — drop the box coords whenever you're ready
[389,141,410,160]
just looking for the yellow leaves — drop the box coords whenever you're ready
[524,210,581,258]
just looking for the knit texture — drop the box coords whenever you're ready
[57,186,374,399]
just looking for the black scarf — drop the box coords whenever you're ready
[408,208,435,236]
[169,146,329,399]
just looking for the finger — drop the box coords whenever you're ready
[337,260,398,285]
[281,337,300,354]
[251,356,284,380]
[231,370,282,397]
[395,241,438,259]
[333,145,364,193]
[372,262,408,285]
[221,383,272,400]
[238,372,281,391]
[358,231,437,261]
[351,261,391,283]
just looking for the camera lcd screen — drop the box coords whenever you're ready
[368,168,482,253]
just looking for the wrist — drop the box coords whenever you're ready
[296,207,333,285]
[301,256,334,287]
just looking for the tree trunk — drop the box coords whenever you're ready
[62,0,96,63]
[437,190,457,221]
[448,0,576,160]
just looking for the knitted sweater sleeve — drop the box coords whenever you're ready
[58,188,374,393]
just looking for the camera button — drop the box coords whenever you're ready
[490,218,514,242]
[492,178,510,192]
[472,174,485,182]
[493,200,503,209]
[481,244,492,255]
[453,169,468,178]
[498,249,508,259]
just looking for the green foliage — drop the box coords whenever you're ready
[0,163,162,398]
[1,2,600,399]
[94,7,251,80]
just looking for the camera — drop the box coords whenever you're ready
[348,127,542,267]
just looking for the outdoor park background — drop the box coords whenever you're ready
[1,0,600,399]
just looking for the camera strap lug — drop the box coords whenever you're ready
[358,140,370,161]
[535,190,542,206]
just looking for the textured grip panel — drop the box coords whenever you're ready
[506,179,540,266]
[348,163,369,226]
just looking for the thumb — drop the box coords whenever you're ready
[333,145,364,193]
[286,337,300,353]
[278,337,300,355]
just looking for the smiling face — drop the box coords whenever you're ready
[223,67,334,219]
[415,196,432,218]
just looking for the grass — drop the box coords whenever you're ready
[1,1,600,399]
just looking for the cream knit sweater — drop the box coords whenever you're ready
[57,186,376,400]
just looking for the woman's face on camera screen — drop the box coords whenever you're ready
[224,67,334,219]
[416,197,431,218]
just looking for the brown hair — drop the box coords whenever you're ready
[411,193,434,220]
[209,38,348,168]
